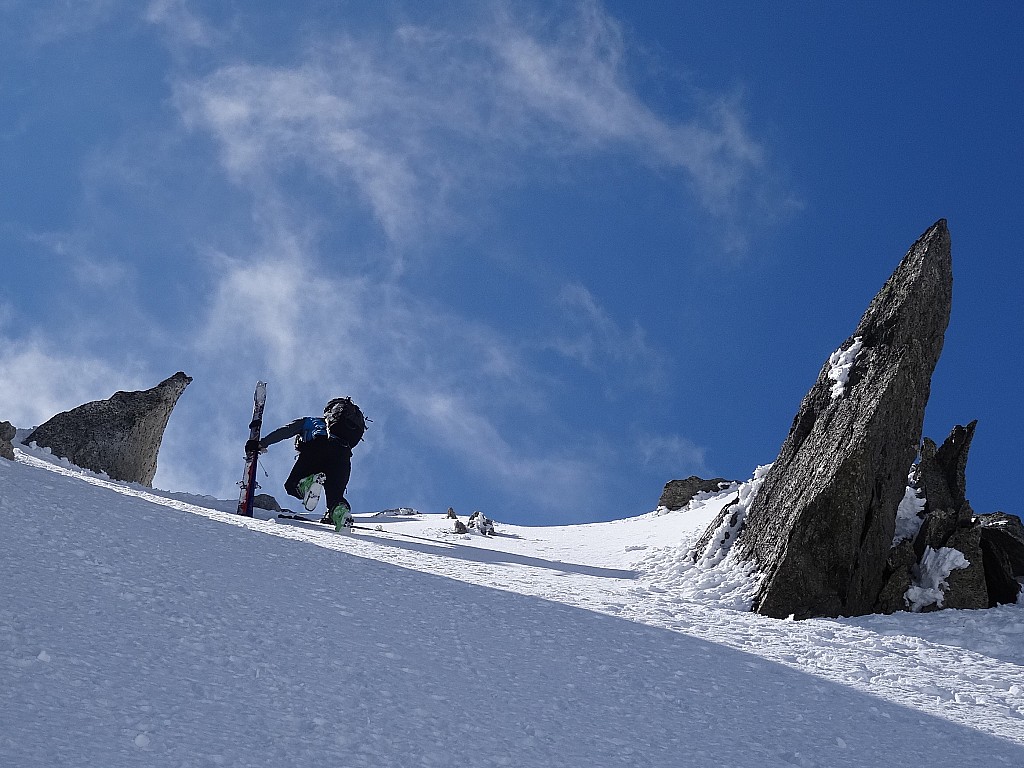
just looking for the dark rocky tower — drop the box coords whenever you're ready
[738,221,952,618]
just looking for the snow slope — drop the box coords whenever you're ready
[2,444,1023,767]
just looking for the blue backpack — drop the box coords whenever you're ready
[294,416,328,448]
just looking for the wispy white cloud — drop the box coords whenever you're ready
[481,6,796,251]
[27,231,134,290]
[392,387,599,508]
[551,283,667,393]
[11,0,123,46]
[145,0,220,49]
[636,433,708,477]
[175,61,433,250]
[0,331,147,428]
[485,4,764,183]
[172,1,784,256]
[208,260,524,402]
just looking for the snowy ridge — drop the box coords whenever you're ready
[2,444,1024,766]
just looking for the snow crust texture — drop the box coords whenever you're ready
[2,445,1024,767]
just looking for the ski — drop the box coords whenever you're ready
[277,513,386,533]
[277,512,320,523]
[278,512,358,530]
[276,513,463,543]
[236,381,268,517]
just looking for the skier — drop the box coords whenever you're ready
[246,397,366,531]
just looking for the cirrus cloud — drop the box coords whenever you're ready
[173,1,783,256]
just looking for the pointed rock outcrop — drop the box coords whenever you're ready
[734,221,953,618]
[24,372,192,486]
[0,420,15,461]
[914,422,978,554]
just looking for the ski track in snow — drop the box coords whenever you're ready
[2,447,1024,767]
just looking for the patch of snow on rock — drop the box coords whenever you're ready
[828,336,863,399]
[906,546,970,612]
[892,477,926,546]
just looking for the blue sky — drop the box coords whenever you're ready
[1,1,1020,525]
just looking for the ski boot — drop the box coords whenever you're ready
[299,473,326,512]
[331,501,353,532]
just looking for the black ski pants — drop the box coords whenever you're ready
[284,436,352,512]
